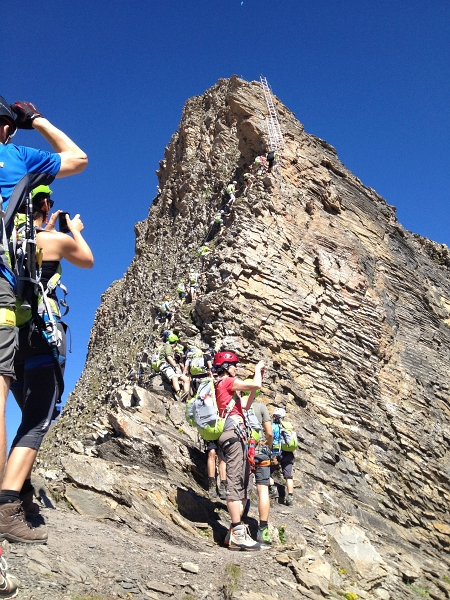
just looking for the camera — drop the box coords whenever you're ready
[58,212,70,233]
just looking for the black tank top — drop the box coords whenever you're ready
[40,260,60,298]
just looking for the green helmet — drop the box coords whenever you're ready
[168,333,179,343]
[240,379,260,398]
[31,185,52,199]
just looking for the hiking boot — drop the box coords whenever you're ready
[257,526,272,547]
[19,491,40,520]
[175,390,188,402]
[0,502,47,544]
[229,524,261,551]
[218,481,227,500]
[0,552,18,599]
[269,486,279,500]
[285,493,294,507]
[208,479,218,499]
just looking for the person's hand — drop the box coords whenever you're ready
[44,210,61,232]
[66,214,84,233]
[10,101,43,129]
[256,360,265,373]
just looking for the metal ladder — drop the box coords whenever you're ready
[260,75,285,152]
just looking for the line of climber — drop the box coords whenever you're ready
[131,146,282,385]
[148,334,299,551]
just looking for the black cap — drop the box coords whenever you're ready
[0,96,16,133]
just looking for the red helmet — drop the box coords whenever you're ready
[213,351,239,367]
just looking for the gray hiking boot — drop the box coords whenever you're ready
[269,485,279,500]
[285,493,294,506]
[218,481,227,500]
[0,552,18,599]
[229,524,261,551]
[0,502,47,544]
[208,479,218,499]
[257,526,272,547]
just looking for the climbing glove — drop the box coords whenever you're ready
[10,101,43,129]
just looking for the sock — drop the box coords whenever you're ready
[0,490,20,505]
[259,520,268,530]
[208,477,215,484]
[20,479,33,496]
[231,522,241,529]
[220,479,226,485]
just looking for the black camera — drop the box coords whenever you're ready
[58,212,70,233]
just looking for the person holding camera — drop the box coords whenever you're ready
[0,96,87,493]
[0,186,93,544]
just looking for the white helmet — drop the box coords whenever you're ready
[273,407,286,419]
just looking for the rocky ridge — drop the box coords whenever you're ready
[27,76,450,599]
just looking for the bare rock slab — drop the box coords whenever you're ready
[61,454,132,506]
[65,485,117,519]
[328,523,385,579]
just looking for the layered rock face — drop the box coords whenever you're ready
[38,76,450,599]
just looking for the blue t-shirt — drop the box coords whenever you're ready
[0,143,60,286]
[0,143,60,213]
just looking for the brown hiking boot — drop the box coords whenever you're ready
[0,503,47,544]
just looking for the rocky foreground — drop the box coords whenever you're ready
[27,75,450,599]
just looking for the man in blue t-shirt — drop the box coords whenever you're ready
[0,95,87,484]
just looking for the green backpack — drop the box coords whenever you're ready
[280,421,299,452]
[185,377,236,441]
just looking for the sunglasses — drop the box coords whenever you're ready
[46,199,54,209]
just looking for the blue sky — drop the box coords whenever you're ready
[2,0,449,442]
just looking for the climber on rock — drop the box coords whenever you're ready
[225,181,237,207]
[247,397,274,546]
[207,211,226,240]
[213,351,265,551]
[197,245,211,258]
[253,155,266,175]
[158,333,189,401]
[266,150,278,173]
[188,271,202,302]
[243,172,254,194]
[157,296,173,328]
[184,346,213,397]
[269,407,297,506]
[176,279,187,307]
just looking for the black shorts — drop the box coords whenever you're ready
[254,453,270,486]
[205,440,218,453]
[270,451,294,479]
[10,320,66,450]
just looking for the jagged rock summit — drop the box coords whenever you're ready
[31,76,450,599]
